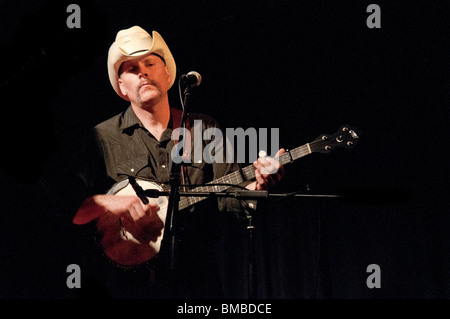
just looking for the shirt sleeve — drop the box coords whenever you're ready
[75,128,112,197]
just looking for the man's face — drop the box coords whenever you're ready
[118,53,171,106]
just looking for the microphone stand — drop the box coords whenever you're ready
[151,187,340,298]
[159,82,191,298]
[244,202,256,299]
[146,189,341,200]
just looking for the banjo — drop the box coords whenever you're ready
[96,125,359,266]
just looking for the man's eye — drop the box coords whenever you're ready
[145,63,154,67]
[129,67,137,72]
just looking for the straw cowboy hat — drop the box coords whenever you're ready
[107,26,177,100]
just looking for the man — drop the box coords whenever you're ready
[73,26,284,298]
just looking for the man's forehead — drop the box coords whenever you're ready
[124,53,165,65]
[119,53,166,75]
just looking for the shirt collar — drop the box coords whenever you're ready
[119,105,141,132]
[119,105,184,134]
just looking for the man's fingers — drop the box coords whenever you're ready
[128,198,160,222]
[252,148,286,190]
[275,148,286,157]
[257,159,280,175]
[127,205,142,222]
[254,169,268,190]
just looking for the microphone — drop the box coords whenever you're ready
[180,71,202,87]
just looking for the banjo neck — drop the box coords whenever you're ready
[178,125,359,210]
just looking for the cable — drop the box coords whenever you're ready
[178,76,185,111]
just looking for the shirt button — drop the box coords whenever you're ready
[161,164,166,168]
[130,168,135,173]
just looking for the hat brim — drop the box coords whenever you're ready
[107,30,176,101]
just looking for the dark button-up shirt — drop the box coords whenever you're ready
[75,106,256,298]
[78,105,249,213]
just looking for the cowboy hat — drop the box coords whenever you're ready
[107,26,176,100]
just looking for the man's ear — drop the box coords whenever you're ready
[118,78,128,97]
[165,66,171,84]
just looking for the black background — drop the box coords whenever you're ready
[0,0,449,300]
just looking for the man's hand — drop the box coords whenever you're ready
[111,195,163,242]
[74,194,164,241]
[73,194,161,227]
[103,195,160,222]
[246,148,285,191]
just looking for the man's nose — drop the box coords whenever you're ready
[138,65,149,78]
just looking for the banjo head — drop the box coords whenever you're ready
[96,179,168,266]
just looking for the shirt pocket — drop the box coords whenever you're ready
[115,154,150,178]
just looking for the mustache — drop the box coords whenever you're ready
[139,80,160,88]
